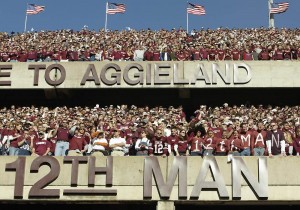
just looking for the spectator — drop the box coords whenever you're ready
[266,122,286,157]
[176,129,190,156]
[133,45,145,61]
[52,120,70,156]
[149,129,168,157]
[31,131,51,156]
[17,128,34,156]
[67,127,87,156]
[203,129,217,156]
[135,130,150,156]
[109,129,126,156]
[167,128,180,156]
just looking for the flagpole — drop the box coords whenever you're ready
[269,0,275,28]
[105,1,108,32]
[24,3,28,32]
[186,2,189,34]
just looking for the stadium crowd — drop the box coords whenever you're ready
[0,103,299,157]
[0,27,300,62]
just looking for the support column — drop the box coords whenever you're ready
[156,201,175,210]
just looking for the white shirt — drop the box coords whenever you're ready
[92,138,108,151]
[109,137,126,151]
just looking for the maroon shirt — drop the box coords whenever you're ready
[192,50,201,60]
[1,52,10,62]
[27,50,37,60]
[203,136,217,150]
[274,50,284,60]
[56,127,69,141]
[9,130,19,148]
[232,50,240,60]
[211,127,223,139]
[9,52,18,60]
[112,50,122,60]
[177,139,189,153]
[167,135,179,152]
[18,51,28,62]
[251,130,266,149]
[144,51,153,61]
[259,51,270,60]
[229,138,244,152]
[52,52,61,61]
[200,48,208,60]
[217,50,225,60]
[208,50,217,61]
[68,51,79,61]
[69,135,87,150]
[215,138,228,153]
[60,50,68,60]
[243,52,253,60]
[152,51,160,61]
[189,136,204,152]
[34,139,51,156]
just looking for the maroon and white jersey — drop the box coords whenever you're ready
[189,137,204,152]
[149,136,168,155]
[215,138,229,153]
[251,130,267,149]
[266,130,285,155]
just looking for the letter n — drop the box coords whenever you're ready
[232,157,268,200]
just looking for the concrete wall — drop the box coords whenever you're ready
[0,61,299,89]
[0,156,299,203]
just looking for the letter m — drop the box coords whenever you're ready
[143,157,187,199]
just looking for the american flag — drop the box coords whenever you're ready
[106,3,126,14]
[26,4,45,15]
[187,2,206,15]
[270,2,289,14]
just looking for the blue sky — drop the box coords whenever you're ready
[0,0,299,33]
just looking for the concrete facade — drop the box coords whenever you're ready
[0,61,299,89]
[0,156,299,205]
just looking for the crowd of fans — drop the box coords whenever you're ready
[0,103,299,157]
[0,27,300,62]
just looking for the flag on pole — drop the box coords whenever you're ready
[270,2,289,14]
[106,3,126,14]
[187,2,206,15]
[26,4,45,15]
